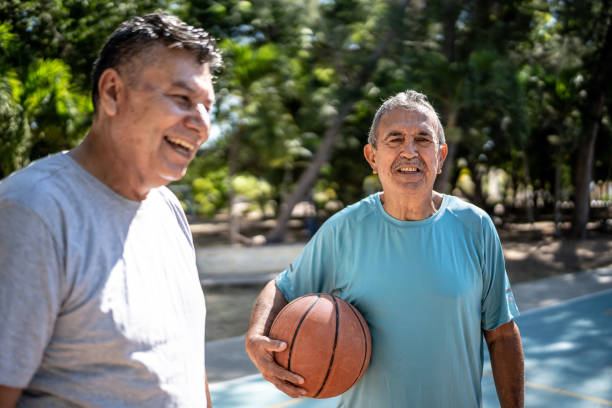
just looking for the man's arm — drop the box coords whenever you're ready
[0,204,62,399]
[483,320,524,408]
[245,279,306,398]
[205,374,212,408]
[0,385,22,408]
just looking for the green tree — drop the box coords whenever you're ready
[0,0,182,176]
[516,0,612,237]
[553,0,612,237]
[0,23,30,176]
[0,22,90,177]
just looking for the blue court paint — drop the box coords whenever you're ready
[483,289,612,407]
[213,289,612,407]
[210,374,339,407]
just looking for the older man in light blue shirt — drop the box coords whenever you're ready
[245,90,524,407]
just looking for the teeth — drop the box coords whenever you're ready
[399,167,418,172]
[165,136,195,151]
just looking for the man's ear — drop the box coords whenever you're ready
[437,143,448,174]
[364,144,377,174]
[97,68,125,117]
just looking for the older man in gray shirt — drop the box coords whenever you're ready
[0,13,221,407]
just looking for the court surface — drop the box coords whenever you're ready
[210,289,612,407]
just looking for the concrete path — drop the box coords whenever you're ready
[205,264,612,384]
[197,244,304,286]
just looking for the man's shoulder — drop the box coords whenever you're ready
[148,186,191,237]
[442,195,493,233]
[324,193,379,227]
[0,153,70,208]
[148,186,186,217]
[153,185,181,205]
[444,195,489,219]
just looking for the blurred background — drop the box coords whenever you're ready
[1,0,611,339]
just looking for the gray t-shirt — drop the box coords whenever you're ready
[0,152,207,407]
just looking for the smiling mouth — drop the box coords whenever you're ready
[164,136,195,154]
[397,167,420,173]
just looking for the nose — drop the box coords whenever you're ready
[400,139,417,157]
[185,103,211,142]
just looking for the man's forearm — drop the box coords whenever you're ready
[244,279,306,397]
[247,279,288,337]
[485,321,524,408]
[0,385,22,408]
[205,374,212,408]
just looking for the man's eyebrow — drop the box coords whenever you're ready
[170,80,215,104]
[383,131,404,139]
[170,80,196,93]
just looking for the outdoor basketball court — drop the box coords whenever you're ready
[210,289,612,407]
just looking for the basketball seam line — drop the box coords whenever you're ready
[346,302,369,389]
[313,295,339,398]
[287,294,320,372]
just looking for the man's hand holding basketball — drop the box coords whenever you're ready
[245,333,306,397]
[245,280,306,398]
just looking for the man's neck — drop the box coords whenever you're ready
[68,129,150,201]
[379,190,443,221]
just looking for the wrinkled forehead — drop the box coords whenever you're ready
[125,45,213,90]
[379,106,439,131]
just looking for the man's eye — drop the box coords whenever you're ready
[172,95,192,107]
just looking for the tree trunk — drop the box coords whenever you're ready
[471,163,487,210]
[228,126,241,244]
[554,157,562,238]
[434,4,461,194]
[265,0,410,243]
[265,103,354,242]
[522,151,535,225]
[570,115,600,238]
[434,108,458,193]
[571,10,612,238]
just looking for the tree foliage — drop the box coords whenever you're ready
[1,0,610,239]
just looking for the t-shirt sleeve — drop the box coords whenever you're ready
[275,221,338,302]
[480,214,519,331]
[161,187,195,249]
[0,201,63,387]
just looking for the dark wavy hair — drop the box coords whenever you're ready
[91,13,222,113]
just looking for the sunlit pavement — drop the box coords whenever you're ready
[211,375,338,408]
[211,288,612,407]
[483,289,612,407]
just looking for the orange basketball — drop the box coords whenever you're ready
[269,293,372,399]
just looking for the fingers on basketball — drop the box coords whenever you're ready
[269,293,372,399]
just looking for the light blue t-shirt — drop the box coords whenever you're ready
[276,193,519,407]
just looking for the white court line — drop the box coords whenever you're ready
[266,399,303,408]
[484,372,612,406]
[210,373,262,388]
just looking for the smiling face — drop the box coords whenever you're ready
[364,107,447,201]
[99,45,215,198]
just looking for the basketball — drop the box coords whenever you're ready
[269,293,372,399]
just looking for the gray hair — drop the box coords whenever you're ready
[91,13,222,113]
[367,90,445,147]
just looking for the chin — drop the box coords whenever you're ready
[161,162,190,181]
[162,172,187,185]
